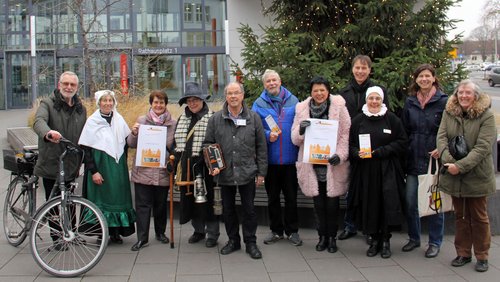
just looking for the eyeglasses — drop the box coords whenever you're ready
[226,91,242,96]
[186,97,202,103]
[60,82,78,87]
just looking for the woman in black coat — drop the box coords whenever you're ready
[348,86,408,259]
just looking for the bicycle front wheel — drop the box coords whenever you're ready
[3,176,31,246]
[29,197,109,277]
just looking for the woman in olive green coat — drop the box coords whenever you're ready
[437,79,496,272]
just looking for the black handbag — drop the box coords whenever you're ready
[448,135,468,160]
[448,121,468,160]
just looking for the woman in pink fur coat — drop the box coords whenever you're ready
[291,76,351,253]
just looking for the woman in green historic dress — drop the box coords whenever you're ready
[79,90,136,243]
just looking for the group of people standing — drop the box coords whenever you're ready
[32,55,496,271]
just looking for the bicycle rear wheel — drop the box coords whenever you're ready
[29,197,109,277]
[3,176,31,246]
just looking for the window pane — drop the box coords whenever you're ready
[136,0,180,32]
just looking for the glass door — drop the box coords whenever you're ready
[183,56,205,91]
[6,53,31,109]
[0,58,4,109]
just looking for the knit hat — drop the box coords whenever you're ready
[365,86,384,101]
[94,90,117,108]
[178,82,210,105]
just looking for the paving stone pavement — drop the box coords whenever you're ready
[0,109,499,281]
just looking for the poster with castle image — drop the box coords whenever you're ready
[135,125,167,168]
[303,118,339,164]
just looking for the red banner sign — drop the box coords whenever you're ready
[120,53,129,95]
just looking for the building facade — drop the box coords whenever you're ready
[0,0,229,109]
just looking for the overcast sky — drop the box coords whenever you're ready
[447,0,490,39]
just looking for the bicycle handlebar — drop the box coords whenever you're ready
[47,134,82,153]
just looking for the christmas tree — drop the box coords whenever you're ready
[235,0,465,110]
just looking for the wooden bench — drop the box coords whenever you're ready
[5,127,346,213]
[171,183,347,209]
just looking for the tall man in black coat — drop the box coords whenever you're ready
[338,55,388,243]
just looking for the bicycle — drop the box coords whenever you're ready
[3,136,109,277]
[3,148,38,246]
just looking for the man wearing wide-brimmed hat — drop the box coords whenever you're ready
[173,82,219,248]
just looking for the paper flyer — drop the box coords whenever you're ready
[359,134,372,158]
[265,115,282,134]
[303,118,339,164]
[135,125,167,167]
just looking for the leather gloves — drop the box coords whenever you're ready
[299,120,311,135]
[328,154,340,166]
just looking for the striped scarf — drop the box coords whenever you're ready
[174,111,212,157]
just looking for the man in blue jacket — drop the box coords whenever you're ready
[252,69,302,246]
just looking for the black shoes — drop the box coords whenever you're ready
[424,245,440,258]
[402,240,420,252]
[246,243,262,259]
[220,240,241,255]
[451,256,472,267]
[131,240,149,251]
[338,230,357,240]
[205,238,218,248]
[380,241,391,259]
[327,237,338,253]
[475,260,489,272]
[366,235,373,245]
[188,232,205,244]
[316,236,328,252]
[366,241,380,257]
[110,234,123,244]
[156,234,170,244]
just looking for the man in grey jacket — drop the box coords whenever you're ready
[204,82,267,259]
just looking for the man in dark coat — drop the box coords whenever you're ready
[204,82,267,259]
[338,55,388,243]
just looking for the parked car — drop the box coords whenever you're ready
[485,64,499,72]
[488,67,500,87]
[481,62,493,71]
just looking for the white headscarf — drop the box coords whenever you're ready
[94,90,117,110]
[362,86,388,117]
[78,90,130,163]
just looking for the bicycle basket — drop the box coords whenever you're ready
[3,149,36,175]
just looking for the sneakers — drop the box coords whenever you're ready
[402,240,420,252]
[263,232,284,245]
[475,260,489,272]
[451,256,472,267]
[288,233,303,246]
[338,230,357,240]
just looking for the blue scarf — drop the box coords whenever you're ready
[266,87,286,114]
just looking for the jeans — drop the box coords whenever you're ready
[342,190,357,233]
[405,175,444,247]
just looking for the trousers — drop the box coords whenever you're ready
[134,183,168,242]
[221,182,257,244]
[264,164,299,236]
[452,196,490,260]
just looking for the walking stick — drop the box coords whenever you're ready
[169,155,175,248]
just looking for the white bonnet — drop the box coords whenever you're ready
[94,90,117,107]
[365,86,384,101]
